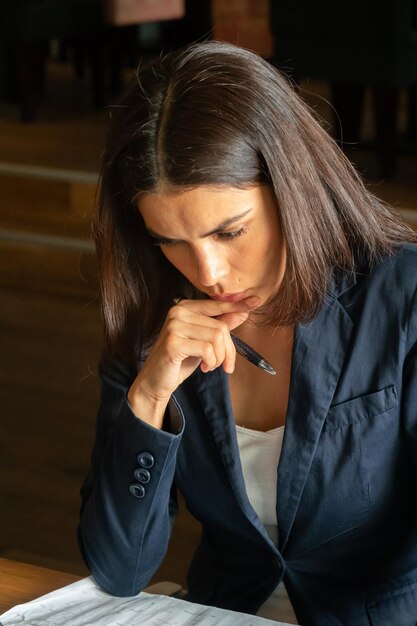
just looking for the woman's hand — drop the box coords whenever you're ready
[127,296,259,428]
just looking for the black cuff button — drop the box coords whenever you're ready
[134,468,151,483]
[137,451,154,468]
[129,483,146,498]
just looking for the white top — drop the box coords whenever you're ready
[235,425,299,625]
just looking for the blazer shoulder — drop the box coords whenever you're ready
[98,358,138,402]
[338,244,417,321]
[372,243,417,291]
[392,242,417,267]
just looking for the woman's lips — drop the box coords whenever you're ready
[210,292,249,303]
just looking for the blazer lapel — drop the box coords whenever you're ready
[277,275,355,552]
[191,367,268,533]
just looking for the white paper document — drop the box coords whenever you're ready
[0,576,293,626]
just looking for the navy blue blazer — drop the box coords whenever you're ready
[79,243,417,626]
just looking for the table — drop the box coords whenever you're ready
[0,558,81,613]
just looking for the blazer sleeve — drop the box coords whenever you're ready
[403,286,417,464]
[78,359,185,596]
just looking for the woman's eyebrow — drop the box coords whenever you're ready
[146,229,176,243]
[202,208,253,237]
[146,208,253,241]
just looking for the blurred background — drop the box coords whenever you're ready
[0,0,416,588]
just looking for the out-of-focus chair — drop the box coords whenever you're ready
[269,0,417,178]
[0,0,137,119]
[71,0,120,111]
[0,1,75,121]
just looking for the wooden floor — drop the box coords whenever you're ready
[0,60,416,590]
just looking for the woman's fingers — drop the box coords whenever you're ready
[164,317,232,372]
[216,310,250,331]
[167,296,258,334]
[172,295,260,321]
[167,296,259,373]
[132,296,260,419]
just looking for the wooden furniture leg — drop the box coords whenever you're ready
[14,42,46,122]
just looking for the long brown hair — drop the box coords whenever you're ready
[94,41,415,363]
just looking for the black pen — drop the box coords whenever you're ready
[231,334,277,376]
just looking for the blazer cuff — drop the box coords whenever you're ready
[125,394,185,437]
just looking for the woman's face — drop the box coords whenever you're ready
[137,185,286,307]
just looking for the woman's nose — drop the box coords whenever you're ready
[195,247,226,287]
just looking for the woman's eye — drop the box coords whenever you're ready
[151,226,248,246]
[217,227,247,241]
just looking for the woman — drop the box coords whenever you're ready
[78,41,417,625]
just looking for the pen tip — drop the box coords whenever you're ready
[259,360,277,376]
